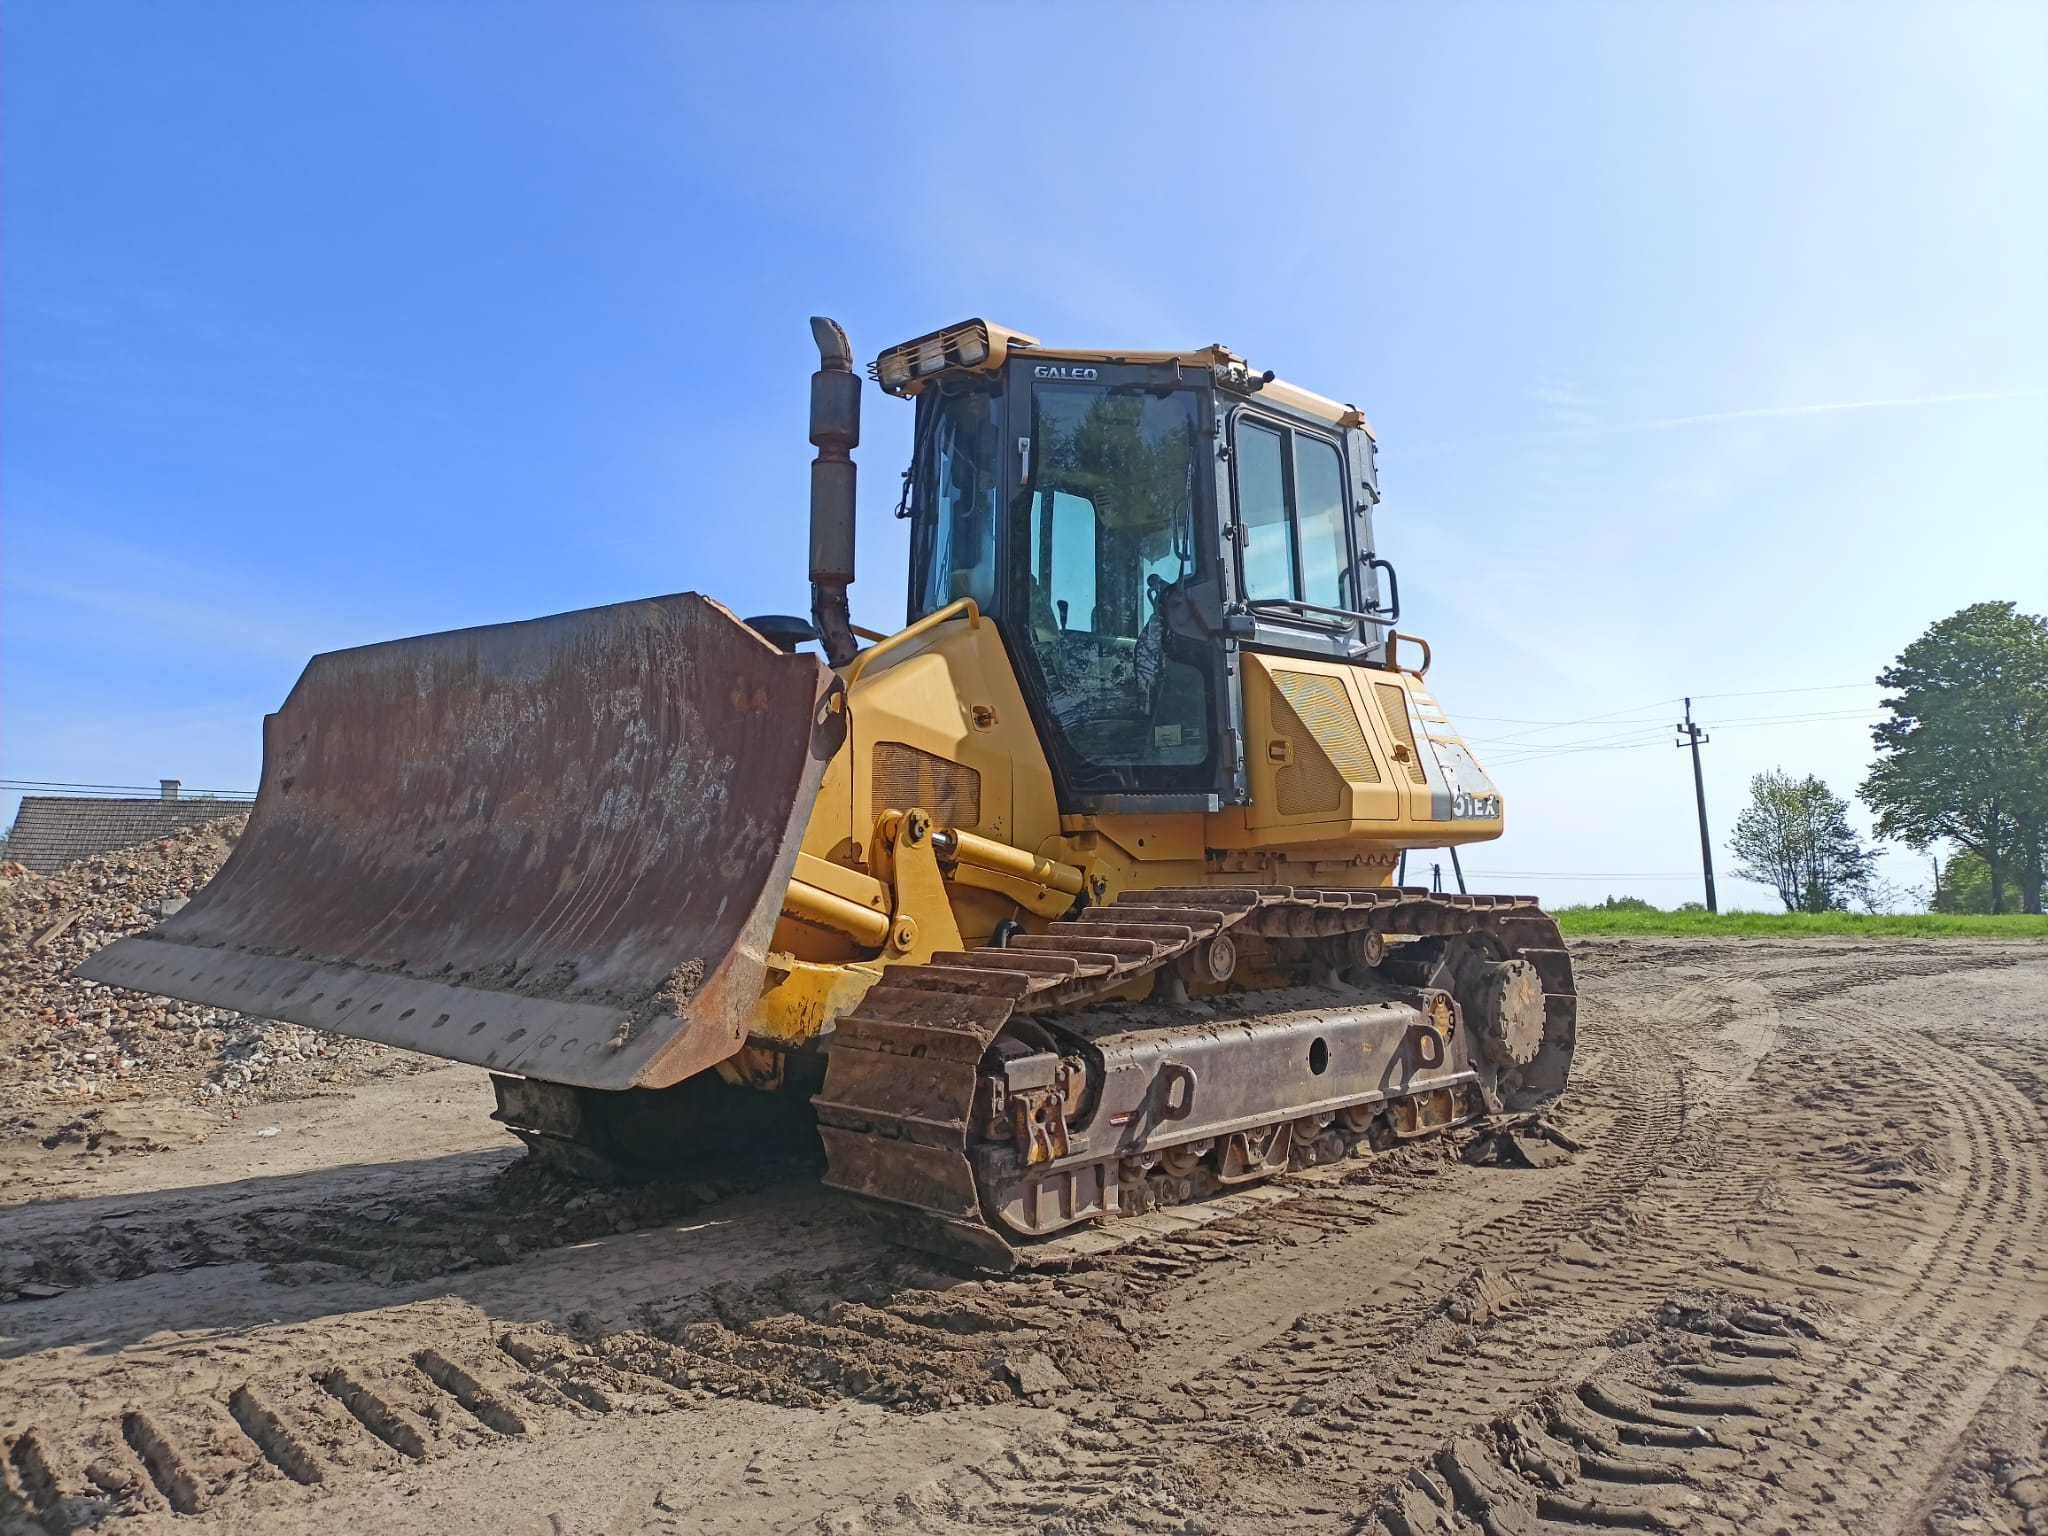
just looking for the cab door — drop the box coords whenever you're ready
[1000,361,1235,811]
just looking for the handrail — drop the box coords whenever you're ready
[843,598,982,685]
[1245,597,1396,632]
[1386,629,1432,676]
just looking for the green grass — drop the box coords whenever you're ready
[1552,907,2048,940]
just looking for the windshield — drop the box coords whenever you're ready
[1019,383,1212,792]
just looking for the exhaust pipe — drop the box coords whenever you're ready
[808,316,860,668]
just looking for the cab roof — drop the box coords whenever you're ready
[871,318,1374,438]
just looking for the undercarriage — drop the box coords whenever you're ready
[494,887,1577,1272]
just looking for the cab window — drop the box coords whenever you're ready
[1236,423,1293,600]
[908,385,1001,619]
[1231,416,1356,610]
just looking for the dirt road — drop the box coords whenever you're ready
[3,938,2044,1535]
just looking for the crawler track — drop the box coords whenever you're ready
[815,886,1577,1268]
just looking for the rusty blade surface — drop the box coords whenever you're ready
[79,593,841,1091]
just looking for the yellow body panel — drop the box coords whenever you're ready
[751,957,882,1049]
[757,606,1504,1051]
[773,608,1063,963]
[1209,656,1502,850]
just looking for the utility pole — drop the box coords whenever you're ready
[1675,697,1717,913]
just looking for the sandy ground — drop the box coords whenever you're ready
[2,937,2044,1535]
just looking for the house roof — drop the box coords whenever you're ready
[1,796,251,874]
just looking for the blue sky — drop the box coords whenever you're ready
[4,3,2043,909]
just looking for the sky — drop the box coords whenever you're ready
[3,2,2044,911]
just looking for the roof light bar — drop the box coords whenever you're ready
[869,319,1039,396]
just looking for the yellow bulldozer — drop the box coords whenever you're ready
[82,317,1576,1269]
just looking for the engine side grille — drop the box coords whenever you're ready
[1272,671,1379,817]
[871,742,982,830]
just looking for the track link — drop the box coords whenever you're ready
[814,885,1577,1269]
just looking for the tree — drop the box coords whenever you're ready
[1855,876,1912,916]
[1862,603,2048,914]
[1590,895,1658,912]
[1729,770,1878,913]
[1930,849,2024,914]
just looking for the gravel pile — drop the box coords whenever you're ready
[0,818,429,1118]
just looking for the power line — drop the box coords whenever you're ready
[1474,708,1884,763]
[1455,697,1682,747]
[1476,724,1670,754]
[1486,723,1883,769]
[1485,739,1671,767]
[1,778,257,800]
[1456,680,1876,734]
[1471,868,1839,884]
[1701,708,1879,727]
[1468,704,1881,747]
[1692,681,1877,703]
[1458,709,1669,727]
[1464,871,1716,882]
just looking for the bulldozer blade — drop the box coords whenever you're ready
[79,593,844,1092]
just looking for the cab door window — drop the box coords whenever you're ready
[1235,423,1294,600]
[1018,383,1214,790]
[1293,436,1350,608]
[1231,417,1355,609]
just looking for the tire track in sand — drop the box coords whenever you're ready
[819,943,2048,1534]
[4,942,2042,1535]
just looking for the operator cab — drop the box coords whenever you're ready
[880,320,1398,814]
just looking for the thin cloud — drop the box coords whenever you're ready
[1623,388,2040,434]
[1409,386,2042,454]
[11,577,346,664]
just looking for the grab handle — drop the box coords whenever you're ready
[1156,1061,1198,1121]
[1408,1022,1446,1068]
[1365,554,1401,622]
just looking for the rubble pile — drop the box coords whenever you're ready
[1,819,427,1116]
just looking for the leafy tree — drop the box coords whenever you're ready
[1862,603,2048,914]
[1591,894,1659,912]
[1930,849,2025,914]
[1729,771,1877,912]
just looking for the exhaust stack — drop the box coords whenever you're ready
[808,316,860,668]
